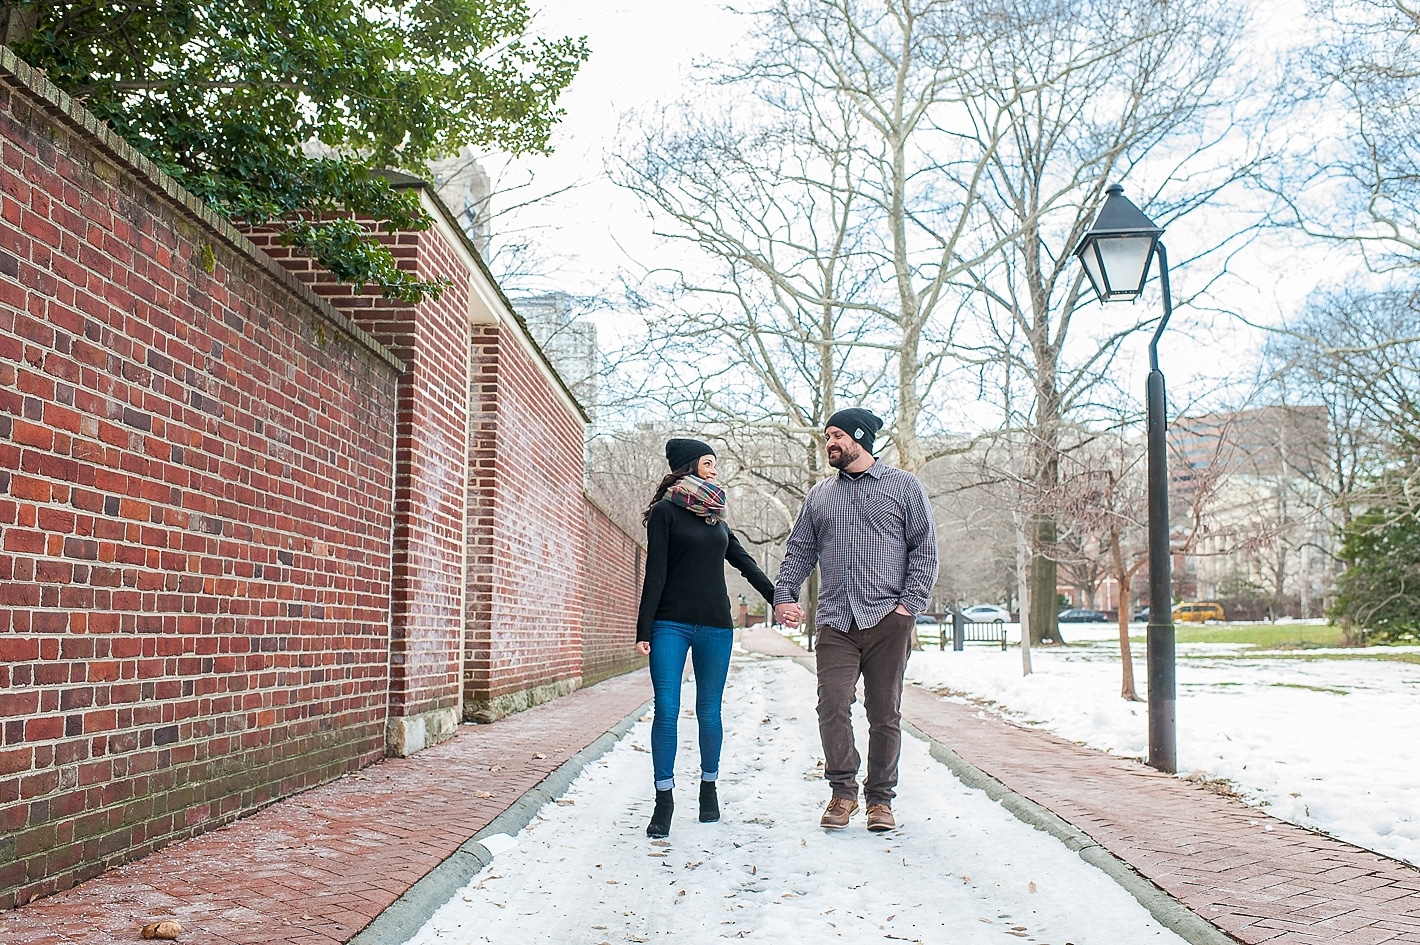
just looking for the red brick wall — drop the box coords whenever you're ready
[0,54,399,908]
[253,201,645,722]
[0,42,645,910]
[246,216,472,752]
[482,324,587,707]
[251,202,618,725]
[581,499,644,686]
[463,324,497,716]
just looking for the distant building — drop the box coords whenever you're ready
[430,149,492,258]
[425,159,596,418]
[1170,404,1329,482]
[515,292,598,419]
[1169,405,1333,617]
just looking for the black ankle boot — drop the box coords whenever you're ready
[646,789,674,838]
[699,780,720,823]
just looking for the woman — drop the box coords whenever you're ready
[635,437,776,839]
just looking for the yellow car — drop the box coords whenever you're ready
[1172,601,1225,623]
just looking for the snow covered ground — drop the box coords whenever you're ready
[905,625,1420,867]
[404,655,1189,945]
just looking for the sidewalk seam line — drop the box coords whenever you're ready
[346,696,653,945]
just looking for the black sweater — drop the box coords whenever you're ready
[636,499,777,642]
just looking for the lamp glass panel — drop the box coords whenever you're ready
[1095,235,1155,298]
[1080,243,1108,303]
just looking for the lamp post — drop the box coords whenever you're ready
[1073,183,1177,774]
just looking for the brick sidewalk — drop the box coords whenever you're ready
[742,627,1420,945]
[0,670,649,945]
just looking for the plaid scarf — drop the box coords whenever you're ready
[666,475,727,525]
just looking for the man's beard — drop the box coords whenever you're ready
[827,441,861,469]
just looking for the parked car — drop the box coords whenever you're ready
[1172,601,1225,623]
[1132,607,1150,622]
[913,613,940,626]
[962,604,1011,624]
[1057,608,1109,623]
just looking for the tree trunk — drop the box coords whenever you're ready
[1299,543,1312,618]
[890,119,924,475]
[1113,554,1141,701]
[2,7,38,46]
[1015,512,1033,676]
[1028,514,1061,644]
[896,318,924,474]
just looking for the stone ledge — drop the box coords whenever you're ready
[465,677,581,723]
[386,706,461,757]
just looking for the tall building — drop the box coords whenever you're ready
[1170,404,1329,482]
[1168,405,1333,617]
[515,292,598,419]
[425,158,597,418]
[430,148,492,259]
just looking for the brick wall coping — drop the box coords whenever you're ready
[0,46,403,373]
[383,171,592,426]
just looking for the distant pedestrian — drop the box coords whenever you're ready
[636,438,776,839]
[774,409,938,832]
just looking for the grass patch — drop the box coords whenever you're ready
[1129,623,1349,649]
[1168,649,1420,666]
[1271,682,1351,695]
[1248,651,1420,666]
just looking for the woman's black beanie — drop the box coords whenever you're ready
[665,437,715,471]
[825,408,883,454]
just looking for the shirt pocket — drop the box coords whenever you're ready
[862,495,903,531]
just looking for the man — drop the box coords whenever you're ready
[773,408,938,832]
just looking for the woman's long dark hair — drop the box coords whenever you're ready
[643,464,696,526]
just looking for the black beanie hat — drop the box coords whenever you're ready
[825,408,883,454]
[665,437,715,472]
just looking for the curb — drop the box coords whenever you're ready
[899,719,1236,945]
[348,697,654,945]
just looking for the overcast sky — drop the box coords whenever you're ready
[490,0,745,293]
[490,0,1347,421]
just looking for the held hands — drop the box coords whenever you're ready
[774,602,804,629]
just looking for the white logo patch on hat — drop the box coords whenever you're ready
[854,428,864,439]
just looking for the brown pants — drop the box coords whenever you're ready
[814,610,914,806]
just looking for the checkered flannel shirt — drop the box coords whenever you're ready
[773,461,939,633]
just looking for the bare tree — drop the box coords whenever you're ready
[1049,414,1230,699]
[616,0,1060,480]
[1273,288,1420,506]
[1269,3,1420,624]
[948,0,1258,643]
[1288,0,1420,271]
[616,0,1265,654]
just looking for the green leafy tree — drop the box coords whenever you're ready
[1331,485,1420,643]
[3,0,587,301]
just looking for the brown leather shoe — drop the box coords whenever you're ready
[819,797,859,829]
[866,803,895,832]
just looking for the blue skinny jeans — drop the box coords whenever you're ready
[647,620,733,791]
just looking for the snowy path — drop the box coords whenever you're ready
[404,655,1187,945]
[905,636,1420,866]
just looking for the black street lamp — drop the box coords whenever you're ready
[1073,183,1177,774]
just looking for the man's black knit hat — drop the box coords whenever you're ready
[665,437,715,472]
[825,408,883,454]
